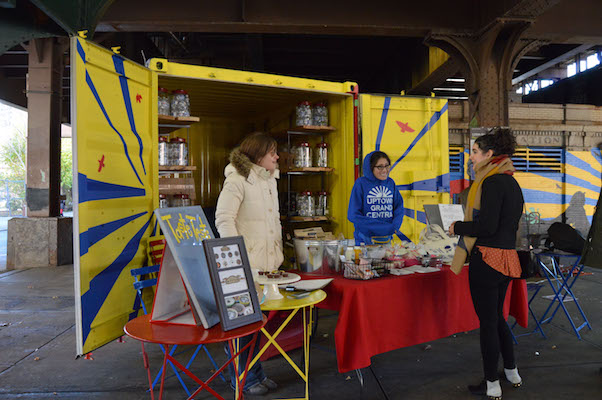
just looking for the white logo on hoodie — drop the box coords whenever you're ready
[366,186,393,218]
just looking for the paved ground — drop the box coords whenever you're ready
[0,265,600,399]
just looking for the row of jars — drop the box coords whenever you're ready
[296,191,329,217]
[159,136,188,166]
[159,193,192,208]
[158,87,191,117]
[295,101,328,126]
[292,142,328,168]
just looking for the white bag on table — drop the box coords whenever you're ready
[418,224,458,263]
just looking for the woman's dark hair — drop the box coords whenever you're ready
[474,127,517,156]
[369,151,391,171]
[239,132,277,164]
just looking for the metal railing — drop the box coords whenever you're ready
[0,179,26,217]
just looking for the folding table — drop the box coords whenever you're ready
[533,251,592,339]
[240,289,326,400]
[124,314,267,400]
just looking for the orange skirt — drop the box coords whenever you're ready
[477,246,521,278]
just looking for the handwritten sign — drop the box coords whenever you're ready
[151,206,220,329]
[438,204,465,232]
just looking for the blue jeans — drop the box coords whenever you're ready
[224,333,266,390]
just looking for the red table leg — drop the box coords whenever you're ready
[140,342,155,400]
[159,344,169,400]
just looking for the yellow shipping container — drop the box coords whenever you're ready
[71,36,450,354]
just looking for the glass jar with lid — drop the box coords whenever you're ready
[314,142,328,167]
[316,191,329,216]
[312,102,328,126]
[169,137,188,166]
[158,87,171,116]
[295,101,312,126]
[294,142,312,168]
[170,89,190,117]
[158,136,168,166]
[297,191,315,217]
[159,193,169,209]
[171,194,191,208]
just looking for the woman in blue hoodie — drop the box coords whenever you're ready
[348,151,404,245]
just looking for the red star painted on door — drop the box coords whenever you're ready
[396,121,415,133]
[98,155,105,172]
[136,94,142,103]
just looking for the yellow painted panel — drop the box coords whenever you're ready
[360,95,449,242]
[72,37,157,355]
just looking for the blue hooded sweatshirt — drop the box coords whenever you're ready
[348,151,404,245]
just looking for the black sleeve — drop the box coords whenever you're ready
[454,176,503,238]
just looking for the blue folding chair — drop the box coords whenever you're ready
[534,252,592,339]
[510,279,548,341]
[130,264,225,396]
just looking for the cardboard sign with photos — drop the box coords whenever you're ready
[202,236,263,331]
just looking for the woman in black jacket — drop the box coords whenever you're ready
[450,128,524,400]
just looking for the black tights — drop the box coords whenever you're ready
[469,248,515,381]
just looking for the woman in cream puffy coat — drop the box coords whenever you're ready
[215,132,282,395]
[215,137,284,272]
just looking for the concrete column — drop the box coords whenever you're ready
[426,21,542,128]
[6,38,73,269]
[25,38,62,217]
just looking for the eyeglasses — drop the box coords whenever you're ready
[374,165,390,171]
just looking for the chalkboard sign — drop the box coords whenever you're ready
[151,206,220,329]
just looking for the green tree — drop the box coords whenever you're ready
[60,138,73,210]
[0,129,74,214]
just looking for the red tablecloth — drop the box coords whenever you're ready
[300,266,528,373]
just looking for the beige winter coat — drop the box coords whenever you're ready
[215,148,284,272]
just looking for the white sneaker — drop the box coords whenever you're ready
[486,380,502,399]
[504,367,522,387]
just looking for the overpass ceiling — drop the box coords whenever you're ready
[95,0,602,43]
[2,0,602,110]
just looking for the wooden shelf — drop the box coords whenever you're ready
[159,166,197,172]
[158,115,200,134]
[282,216,331,223]
[289,125,336,133]
[284,167,334,174]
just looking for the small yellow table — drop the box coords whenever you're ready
[237,289,326,400]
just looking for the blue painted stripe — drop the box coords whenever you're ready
[402,208,427,224]
[565,152,601,180]
[84,70,143,186]
[375,97,391,151]
[79,211,147,257]
[78,173,145,203]
[591,147,602,166]
[112,55,146,175]
[521,188,597,206]
[395,173,450,193]
[525,171,601,194]
[152,219,159,237]
[76,39,86,64]
[390,103,448,172]
[396,231,412,243]
[81,216,152,344]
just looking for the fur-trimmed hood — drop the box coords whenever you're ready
[225,147,279,180]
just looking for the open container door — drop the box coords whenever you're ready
[71,36,158,355]
[360,95,449,243]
